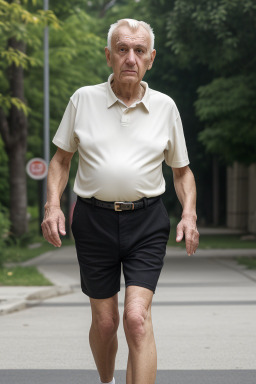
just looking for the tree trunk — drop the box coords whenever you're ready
[9,141,28,236]
[0,37,28,237]
[213,157,219,226]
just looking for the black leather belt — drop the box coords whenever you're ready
[78,196,160,211]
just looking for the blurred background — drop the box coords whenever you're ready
[0,0,256,284]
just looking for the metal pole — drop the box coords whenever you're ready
[43,0,49,212]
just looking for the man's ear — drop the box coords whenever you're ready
[105,47,112,68]
[148,49,156,70]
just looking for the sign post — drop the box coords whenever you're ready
[26,158,48,233]
[43,0,50,210]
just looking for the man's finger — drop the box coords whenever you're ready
[187,230,199,255]
[42,222,54,246]
[58,216,66,236]
[192,234,200,254]
[41,222,48,242]
[185,232,193,256]
[184,227,196,256]
[47,220,61,247]
[176,225,184,242]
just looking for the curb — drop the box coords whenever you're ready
[213,258,256,284]
[0,285,73,316]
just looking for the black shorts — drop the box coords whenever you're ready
[71,196,170,299]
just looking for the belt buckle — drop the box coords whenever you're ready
[114,201,134,211]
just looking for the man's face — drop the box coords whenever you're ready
[105,25,156,85]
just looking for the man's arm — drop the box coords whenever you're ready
[172,165,199,256]
[41,147,74,247]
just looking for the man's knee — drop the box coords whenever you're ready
[123,298,151,346]
[91,308,120,341]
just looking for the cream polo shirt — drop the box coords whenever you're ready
[52,74,189,201]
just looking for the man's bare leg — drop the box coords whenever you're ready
[89,293,119,383]
[124,286,157,384]
[126,351,132,384]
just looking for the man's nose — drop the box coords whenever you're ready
[126,49,136,65]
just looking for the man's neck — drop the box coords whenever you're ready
[111,79,145,107]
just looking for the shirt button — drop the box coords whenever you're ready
[121,115,130,123]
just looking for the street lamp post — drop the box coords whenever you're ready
[43,0,49,215]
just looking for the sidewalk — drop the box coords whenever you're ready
[1,243,256,383]
[1,243,256,316]
[0,247,77,316]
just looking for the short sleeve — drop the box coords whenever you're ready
[164,106,190,168]
[52,98,78,153]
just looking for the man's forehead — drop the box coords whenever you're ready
[112,26,150,47]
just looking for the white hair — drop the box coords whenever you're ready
[107,19,155,52]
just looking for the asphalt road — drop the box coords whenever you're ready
[1,369,256,384]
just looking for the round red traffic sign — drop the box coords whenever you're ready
[26,158,48,180]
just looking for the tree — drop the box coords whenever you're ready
[0,0,114,238]
[167,0,256,165]
[0,136,9,206]
[25,3,110,211]
[0,0,59,236]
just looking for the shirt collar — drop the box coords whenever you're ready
[106,73,150,112]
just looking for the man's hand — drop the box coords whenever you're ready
[176,214,199,256]
[41,205,66,247]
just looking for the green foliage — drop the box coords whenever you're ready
[1,0,111,209]
[25,6,110,192]
[166,0,256,165]
[196,75,256,164]
[237,256,256,270]
[0,93,30,115]
[0,205,10,239]
[167,0,256,72]
[196,76,256,121]
[1,47,41,68]
[2,237,74,264]
[5,0,251,225]
[167,233,256,249]
[0,266,52,286]
[0,0,60,115]
[0,0,62,237]
[0,0,59,44]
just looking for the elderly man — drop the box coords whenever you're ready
[42,18,199,384]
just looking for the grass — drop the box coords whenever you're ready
[1,215,75,264]
[0,237,73,286]
[0,266,53,286]
[1,237,74,264]
[0,215,75,285]
[167,231,256,249]
[236,257,256,269]
[0,237,74,286]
